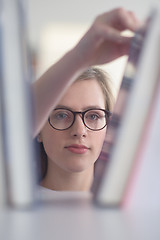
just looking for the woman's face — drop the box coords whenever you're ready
[39,79,107,173]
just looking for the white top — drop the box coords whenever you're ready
[38,185,92,202]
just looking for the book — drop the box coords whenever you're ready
[123,77,160,210]
[0,5,6,207]
[92,24,144,196]
[92,6,160,207]
[0,88,6,208]
[1,0,36,208]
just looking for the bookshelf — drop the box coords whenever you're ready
[0,192,160,240]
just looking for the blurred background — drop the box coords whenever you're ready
[26,0,157,94]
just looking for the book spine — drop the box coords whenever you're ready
[2,0,36,208]
[92,30,144,203]
[0,9,5,208]
[0,93,6,208]
[0,1,6,207]
[123,77,160,210]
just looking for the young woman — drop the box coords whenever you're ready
[37,67,115,191]
[32,8,141,191]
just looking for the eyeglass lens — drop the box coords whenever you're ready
[49,108,108,131]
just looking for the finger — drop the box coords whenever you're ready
[97,24,133,44]
[121,10,142,31]
[97,8,142,32]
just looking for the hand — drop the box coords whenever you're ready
[74,8,141,66]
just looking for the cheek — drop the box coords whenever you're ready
[92,128,106,156]
[97,128,106,143]
[41,128,62,158]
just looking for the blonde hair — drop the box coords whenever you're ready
[75,66,115,111]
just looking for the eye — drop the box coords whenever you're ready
[86,110,104,121]
[55,112,68,120]
[88,113,99,120]
[51,110,72,122]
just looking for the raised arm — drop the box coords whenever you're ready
[32,8,141,137]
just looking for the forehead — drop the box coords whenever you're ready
[57,79,105,110]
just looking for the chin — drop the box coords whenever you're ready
[65,162,93,173]
[60,155,96,173]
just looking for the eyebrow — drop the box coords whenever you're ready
[54,104,104,111]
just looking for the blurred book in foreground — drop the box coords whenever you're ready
[1,0,37,208]
[92,5,160,207]
[0,81,6,208]
[124,78,160,210]
[0,4,6,207]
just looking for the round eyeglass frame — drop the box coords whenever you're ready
[48,108,112,131]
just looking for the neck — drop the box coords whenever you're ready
[40,160,94,192]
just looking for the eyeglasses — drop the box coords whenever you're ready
[48,108,112,131]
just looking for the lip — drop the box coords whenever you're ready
[65,144,89,154]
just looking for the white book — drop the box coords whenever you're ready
[1,0,36,208]
[93,5,160,207]
[0,0,7,208]
[124,79,160,210]
[0,92,6,208]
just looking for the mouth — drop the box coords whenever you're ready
[65,144,89,154]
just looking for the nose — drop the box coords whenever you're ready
[70,114,87,137]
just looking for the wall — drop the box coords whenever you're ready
[27,0,155,46]
[26,0,158,91]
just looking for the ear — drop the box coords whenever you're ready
[37,133,42,143]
